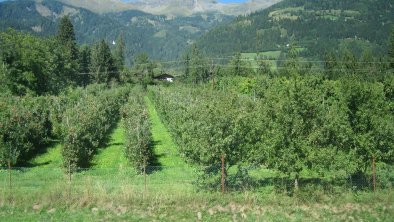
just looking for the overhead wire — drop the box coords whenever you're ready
[74,57,391,75]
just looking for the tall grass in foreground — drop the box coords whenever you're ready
[0,173,393,221]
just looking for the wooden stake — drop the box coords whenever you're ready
[68,160,72,183]
[221,155,225,194]
[144,157,147,195]
[373,155,376,192]
[68,160,71,204]
[8,159,12,203]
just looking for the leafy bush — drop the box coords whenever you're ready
[0,96,50,166]
[121,89,153,173]
[149,86,260,167]
[61,86,129,171]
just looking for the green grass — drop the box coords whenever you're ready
[29,143,62,168]
[144,96,195,190]
[0,190,393,221]
[91,122,129,169]
[145,96,188,167]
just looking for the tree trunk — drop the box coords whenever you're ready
[294,174,299,191]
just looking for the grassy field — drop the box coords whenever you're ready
[0,98,393,221]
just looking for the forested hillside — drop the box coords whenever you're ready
[0,0,232,62]
[197,0,394,59]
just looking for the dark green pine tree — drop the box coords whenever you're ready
[57,16,79,85]
[90,40,118,84]
[189,44,208,84]
[78,45,91,86]
[389,27,394,69]
[57,16,78,61]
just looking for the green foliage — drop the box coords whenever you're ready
[56,16,79,87]
[255,75,353,182]
[130,53,156,87]
[182,44,209,84]
[0,96,50,166]
[78,45,91,86]
[121,90,153,173]
[340,79,394,173]
[61,85,129,172]
[57,16,78,61]
[89,40,118,84]
[114,34,125,71]
[228,52,253,77]
[256,55,273,76]
[0,29,84,95]
[150,86,259,167]
[0,29,52,95]
[389,26,394,69]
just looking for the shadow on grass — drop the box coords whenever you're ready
[18,139,60,168]
[107,142,124,147]
[146,140,163,174]
[195,166,387,195]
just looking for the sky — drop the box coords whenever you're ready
[121,0,248,3]
[218,0,248,3]
[0,0,249,3]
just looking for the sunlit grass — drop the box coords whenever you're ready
[91,121,129,169]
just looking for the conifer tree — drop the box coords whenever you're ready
[78,45,91,86]
[57,16,78,61]
[189,44,208,84]
[90,40,117,84]
[389,27,394,68]
[114,34,125,70]
[57,16,79,85]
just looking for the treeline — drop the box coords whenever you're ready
[0,16,125,96]
[180,43,394,88]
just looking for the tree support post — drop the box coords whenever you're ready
[221,155,225,194]
[8,160,12,203]
[372,155,376,192]
[144,157,147,196]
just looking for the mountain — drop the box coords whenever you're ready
[0,0,233,61]
[56,0,282,17]
[196,0,394,59]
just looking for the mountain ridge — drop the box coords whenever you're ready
[196,0,394,59]
[55,0,282,16]
[0,0,234,61]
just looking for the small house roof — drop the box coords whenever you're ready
[153,74,175,79]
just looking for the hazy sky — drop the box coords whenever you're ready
[218,0,248,3]
[0,0,249,3]
[121,0,248,3]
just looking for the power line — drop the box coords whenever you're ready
[75,64,390,75]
